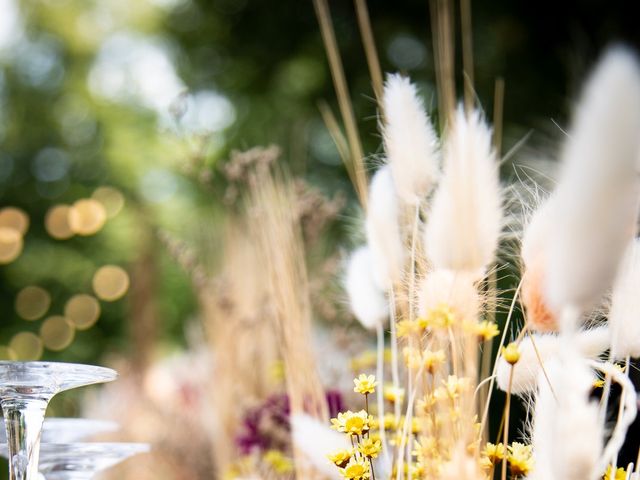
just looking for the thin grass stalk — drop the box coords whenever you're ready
[354,0,384,106]
[313,0,368,208]
[459,0,474,112]
[429,0,456,129]
[479,278,523,439]
[501,367,514,480]
[376,321,391,467]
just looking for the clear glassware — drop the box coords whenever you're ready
[0,362,117,480]
[36,443,150,480]
[0,419,119,444]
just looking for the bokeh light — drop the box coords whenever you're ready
[9,331,43,360]
[68,198,107,236]
[40,315,75,351]
[92,265,130,301]
[0,346,15,360]
[64,294,101,330]
[15,285,51,320]
[0,226,23,263]
[0,206,29,234]
[92,186,125,218]
[45,204,75,240]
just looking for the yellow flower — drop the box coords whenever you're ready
[422,349,446,373]
[475,320,500,341]
[263,449,293,474]
[427,304,456,329]
[327,448,353,468]
[331,410,371,435]
[480,455,493,471]
[353,374,377,395]
[384,385,405,404]
[340,457,370,480]
[417,393,436,413]
[502,342,521,365]
[435,375,470,401]
[403,347,422,369]
[350,351,376,371]
[381,413,397,430]
[417,316,432,330]
[397,319,420,337]
[507,442,533,476]
[413,437,439,457]
[593,378,605,388]
[604,465,627,480]
[481,442,505,464]
[358,437,382,458]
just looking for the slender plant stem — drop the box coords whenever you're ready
[501,367,514,480]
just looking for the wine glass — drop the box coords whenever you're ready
[0,362,117,480]
[36,442,150,480]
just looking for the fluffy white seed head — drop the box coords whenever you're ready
[291,413,350,479]
[609,239,640,358]
[545,48,640,320]
[365,165,405,289]
[382,73,439,205]
[344,246,389,329]
[496,326,610,395]
[530,354,602,480]
[418,269,479,324]
[424,108,502,278]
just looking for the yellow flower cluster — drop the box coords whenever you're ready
[604,465,627,480]
[329,375,382,480]
[481,442,533,476]
[263,450,294,474]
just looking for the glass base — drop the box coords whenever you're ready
[38,442,150,480]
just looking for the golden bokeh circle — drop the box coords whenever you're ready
[0,207,29,235]
[68,199,107,236]
[64,294,101,330]
[92,186,125,219]
[15,286,51,321]
[40,316,75,351]
[0,346,15,360]
[9,332,43,360]
[45,205,74,240]
[92,265,130,301]
[0,227,23,264]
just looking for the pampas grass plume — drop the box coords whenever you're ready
[609,239,640,358]
[529,354,602,480]
[424,108,502,277]
[345,246,389,329]
[545,48,640,317]
[365,164,405,289]
[496,326,609,395]
[291,413,350,479]
[382,73,439,205]
[418,269,479,322]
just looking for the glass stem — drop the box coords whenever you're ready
[2,396,49,480]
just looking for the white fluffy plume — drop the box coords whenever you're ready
[609,239,640,358]
[544,48,640,318]
[496,326,609,395]
[382,73,439,205]
[291,414,350,479]
[529,354,603,480]
[418,269,479,323]
[344,246,389,329]
[365,165,405,289]
[424,108,502,276]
